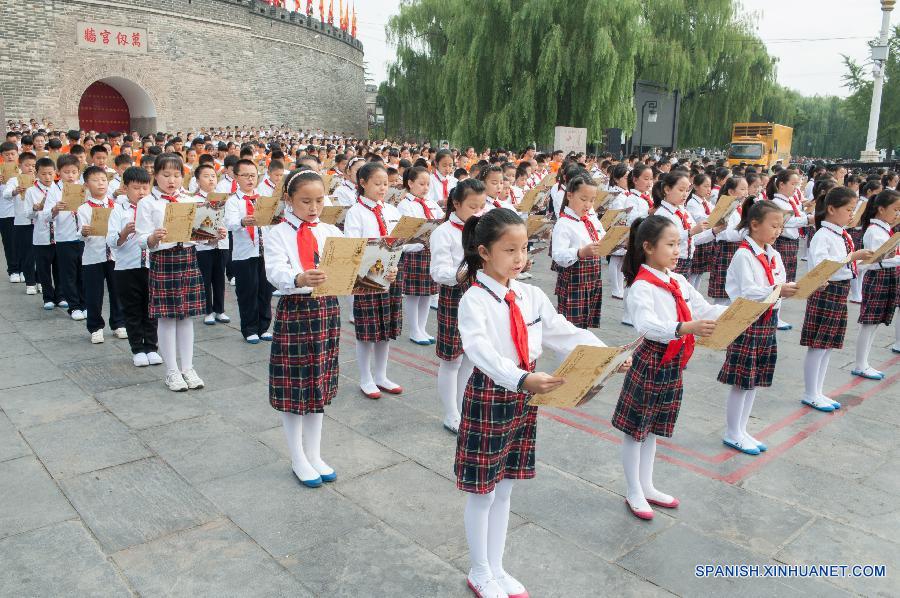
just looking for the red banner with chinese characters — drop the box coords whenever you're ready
[77,22,148,54]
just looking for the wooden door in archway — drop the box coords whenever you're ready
[78,81,130,133]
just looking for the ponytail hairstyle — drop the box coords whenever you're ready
[719,173,745,199]
[283,167,323,198]
[815,186,856,229]
[621,215,678,286]
[860,188,900,231]
[861,180,883,199]
[461,207,527,284]
[561,170,598,210]
[651,171,690,208]
[476,164,503,182]
[691,172,711,198]
[765,168,798,200]
[812,177,838,224]
[845,174,863,190]
[355,161,387,197]
[713,166,731,186]
[737,198,781,232]
[443,177,486,221]
[609,163,630,190]
[881,170,898,189]
[402,165,429,192]
[627,162,652,191]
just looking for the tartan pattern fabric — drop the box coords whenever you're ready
[612,340,684,441]
[269,295,341,414]
[149,246,206,319]
[455,363,537,494]
[708,241,740,299]
[848,228,865,256]
[353,281,402,342]
[859,267,899,325]
[399,248,438,296]
[691,241,715,274]
[801,280,850,349]
[717,311,777,389]
[437,283,467,360]
[774,236,800,281]
[554,256,602,329]
[673,257,693,276]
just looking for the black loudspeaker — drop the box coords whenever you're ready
[605,128,623,159]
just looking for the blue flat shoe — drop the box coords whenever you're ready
[723,438,760,455]
[893,347,900,354]
[777,323,793,331]
[851,369,884,380]
[410,338,432,346]
[801,398,835,413]
[320,471,337,483]
[443,422,459,435]
[755,442,768,452]
[293,471,323,488]
[830,400,842,410]
[428,337,436,344]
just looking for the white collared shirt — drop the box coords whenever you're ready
[397,193,444,220]
[107,200,149,270]
[429,213,465,286]
[486,195,517,212]
[656,201,714,258]
[42,181,82,242]
[459,270,606,391]
[107,175,122,199]
[78,197,116,265]
[224,189,263,261]
[27,183,52,245]
[626,264,726,342]
[427,172,457,206]
[772,193,808,240]
[333,180,358,207]
[509,185,524,206]
[256,176,278,198]
[215,175,238,194]
[549,184,566,217]
[686,194,713,224]
[862,219,900,270]
[726,235,786,310]
[808,221,855,281]
[11,178,36,225]
[625,189,653,225]
[714,199,746,243]
[264,212,344,295]
[344,195,401,239]
[0,174,17,218]
[135,187,202,252]
[551,207,606,267]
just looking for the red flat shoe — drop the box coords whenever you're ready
[625,498,654,520]
[646,496,680,509]
[360,388,381,400]
[376,384,403,395]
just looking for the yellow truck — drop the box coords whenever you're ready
[726,123,793,169]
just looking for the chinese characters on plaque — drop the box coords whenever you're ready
[77,22,148,54]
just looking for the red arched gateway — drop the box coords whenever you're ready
[78,81,130,133]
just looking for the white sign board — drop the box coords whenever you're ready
[554,126,587,154]
[77,22,148,54]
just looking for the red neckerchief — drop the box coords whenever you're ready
[492,197,503,209]
[88,197,114,209]
[634,267,694,368]
[244,193,259,243]
[264,178,276,191]
[160,193,179,202]
[674,205,693,253]
[740,241,776,320]
[228,177,237,194]
[358,198,387,236]
[561,211,599,242]
[634,190,652,211]
[694,195,710,215]
[34,181,48,200]
[434,173,448,200]
[785,193,806,238]
[412,195,434,219]
[449,219,464,232]
[825,225,857,278]
[296,220,318,271]
[473,280,529,369]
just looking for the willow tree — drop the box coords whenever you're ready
[384,0,644,148]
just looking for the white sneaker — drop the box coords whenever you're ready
[90,330,104,344]
[215,312,231,323]
[165,371,189,392]
[9,273,20,283]
[181,368,204,389]
[495,572,527,597]
[229,277,236,286]
[57,300,69,309]
[25,286,37,295]
[204,313,216,325]
[36,283,42,293]
[246,334,260,344]
[43,301,55,310]
[466,572,507,598]
[71,310,87,321]
[260,331,273,341]
[147,351,163,365]
[114,327,128,339]
[133,352,150,367]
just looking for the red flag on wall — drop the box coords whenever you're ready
[328,0,333,24]
[351,3,357,37]
[319,0,325,22]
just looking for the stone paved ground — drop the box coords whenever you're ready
[0,249,897,597]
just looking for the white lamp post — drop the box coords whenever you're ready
[861,0,895,162]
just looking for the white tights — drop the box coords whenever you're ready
[280,412,332,480]
[803,348,832,400]
[725,386,760,445]
[621,433,673,511]
[855,324,879,372]
[437,355,473,426]
[355,340,397,393]
[687,272,703,290]
[607,256,625,298]
[157,317,194,375]
[464,479,514,582]
[403,295,434,342]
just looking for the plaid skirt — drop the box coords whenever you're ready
[399,249,438,296]
[555,256,602,329]
[269,295,341,414]
[859,267,899,325]
[708,241,740,299]
[774,236,800,281]
[612,340,684,441]
[437,283,467,361]
[353,280,402,342]
[674,257,693,276]
[801,280,850,349]
[455,364,537,494]
[717,311,777,390]
[149,246,206,320]
[848,228,865,254]
[692,241,716,274]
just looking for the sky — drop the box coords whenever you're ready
[353,0,896,98]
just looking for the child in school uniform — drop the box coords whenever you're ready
[605,164,631,299]
[509,163,529,207]
[430,179,486,433]
[800,187,874,412]
[224,159,275,343]
[686,173,716,290]
[0,143,22,282]
[344,161,404,398]
[427,149,457,207]
[256,159,285,198]
[7,152,37,292]
[136,153,226,392]
[43,154,86,320]
[619,163,657,326]
[455,207,623,598]
[215,155,240,194]
[651,171,716,277]
[612,215,726,520]
[108,154,133,205]
[719,199,799,455]
[551,172,606,328]
[707,176,747,307]
[193,164,231,325]
[27,158,60,308]
[847,180,880,304]
[397,165,444,345]
[852,189,900,379]
[333,157,365,207]
[265,170,344,488]
[78,166,127,343]
[480,165,515,211]
[769,169,814,327]
[107,166,161,367]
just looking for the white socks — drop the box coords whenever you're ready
[895,314,900,350]
[740,389,760,446]
[301,413,333,475]
[804,348,834,405]
[638,435,673,504]
[437,355,473,427]
[403,295,433,342]
[281,412,319,481]
[817,350,832,400]
[464,480,523,595]
[464,491,494,581]
[621,434,648,510]
[176,318,194,372]
[687,272,702,290]
[356,341,376,393]
[608,256,624,298]
[157,318,178,375]
[849,275,863,303]
[419,296,433,338]
[855,324,879,373]
[725,386,747,442]
[373,340,398,390]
